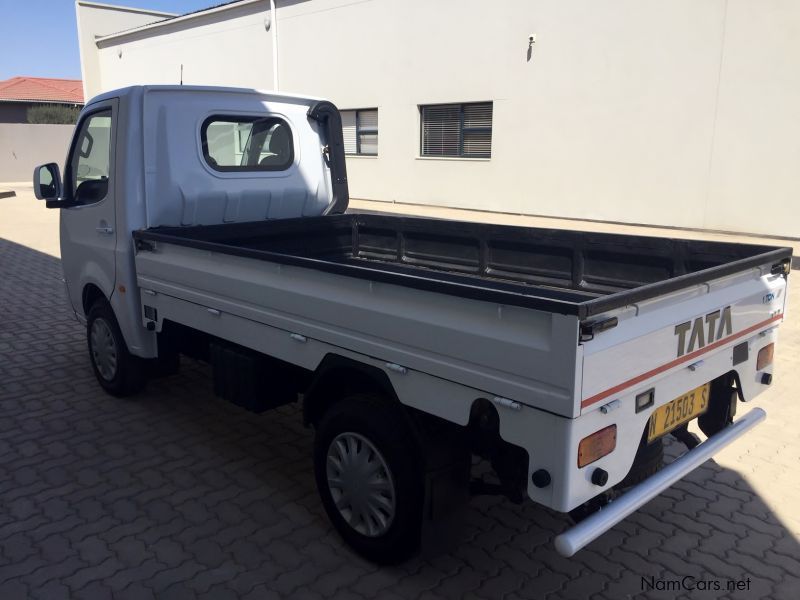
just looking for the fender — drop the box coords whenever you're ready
[303,354,399,426]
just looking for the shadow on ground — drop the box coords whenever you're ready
[1,237,798,600]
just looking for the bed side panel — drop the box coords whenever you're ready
[135,242,583,417]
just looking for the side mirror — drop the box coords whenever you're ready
[33,163,62,202]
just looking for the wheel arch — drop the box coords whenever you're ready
[82,280,157,359]
[82,282,107,315]
[303,354,401,427]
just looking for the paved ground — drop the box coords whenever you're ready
[1,187,799,599]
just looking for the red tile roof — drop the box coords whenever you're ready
[0,77,83,104]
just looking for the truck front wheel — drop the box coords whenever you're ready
[313,394,424,564]
[87,299,146,397]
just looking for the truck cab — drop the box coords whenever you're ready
[35,86,343,358]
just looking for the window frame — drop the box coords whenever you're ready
[200,114,295,172]
[64,106,114,205]
[342,108,379,156]
[419,101,493,159]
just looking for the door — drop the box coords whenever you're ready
[60,99,118,315]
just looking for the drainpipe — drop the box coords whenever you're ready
[270,0,279,90]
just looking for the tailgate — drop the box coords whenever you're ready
[580,264,788,413]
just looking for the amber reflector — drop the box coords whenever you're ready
[757,343,774,370]
[577,425,617,468]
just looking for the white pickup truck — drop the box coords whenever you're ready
[34,85,790,563]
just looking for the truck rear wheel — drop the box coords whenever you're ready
[87,299,146,397]
[313,394,424,564]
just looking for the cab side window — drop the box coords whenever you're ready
[201,116,293,171]
[70,110,112,204]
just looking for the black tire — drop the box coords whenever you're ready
[313,394,424,564]
[87,299,146,397]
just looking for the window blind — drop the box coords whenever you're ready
[341,110,357,155]
[358,109,378,130]
[357,109,378,155]
[421,105,461,157]
[421,102,492,158]
[341,109,378,155]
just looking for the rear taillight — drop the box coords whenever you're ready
[577,425,617,468]
[757,343,774,370]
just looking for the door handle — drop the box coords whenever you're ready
[96,226,114,234]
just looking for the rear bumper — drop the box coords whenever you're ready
[553,407,766,557]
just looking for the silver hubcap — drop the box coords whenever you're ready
[326,432,396,537]
[90,317,118,381]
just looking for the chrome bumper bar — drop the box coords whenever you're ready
[554,407,766,557]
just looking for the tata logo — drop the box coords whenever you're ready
[763,292,776,304]
[674,306,732,357]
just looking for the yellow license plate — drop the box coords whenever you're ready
[647,383,710,443]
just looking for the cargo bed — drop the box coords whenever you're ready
[134,214,791,319]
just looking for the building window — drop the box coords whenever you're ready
[420,102,492,158]
[201,115,293,171]
[342,109,378,156]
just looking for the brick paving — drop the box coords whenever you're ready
[1,188,799,599]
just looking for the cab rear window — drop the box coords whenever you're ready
[201,115,293,171]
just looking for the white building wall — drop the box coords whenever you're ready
[78,0,800,239]
[76,1,177,100]
[705,0,800,236]
[94,0,275,92]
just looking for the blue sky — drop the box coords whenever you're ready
[0,0,215,80]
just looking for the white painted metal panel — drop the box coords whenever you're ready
[140,87,332,228]
[581,266,787,412]
[135,241,583,417]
